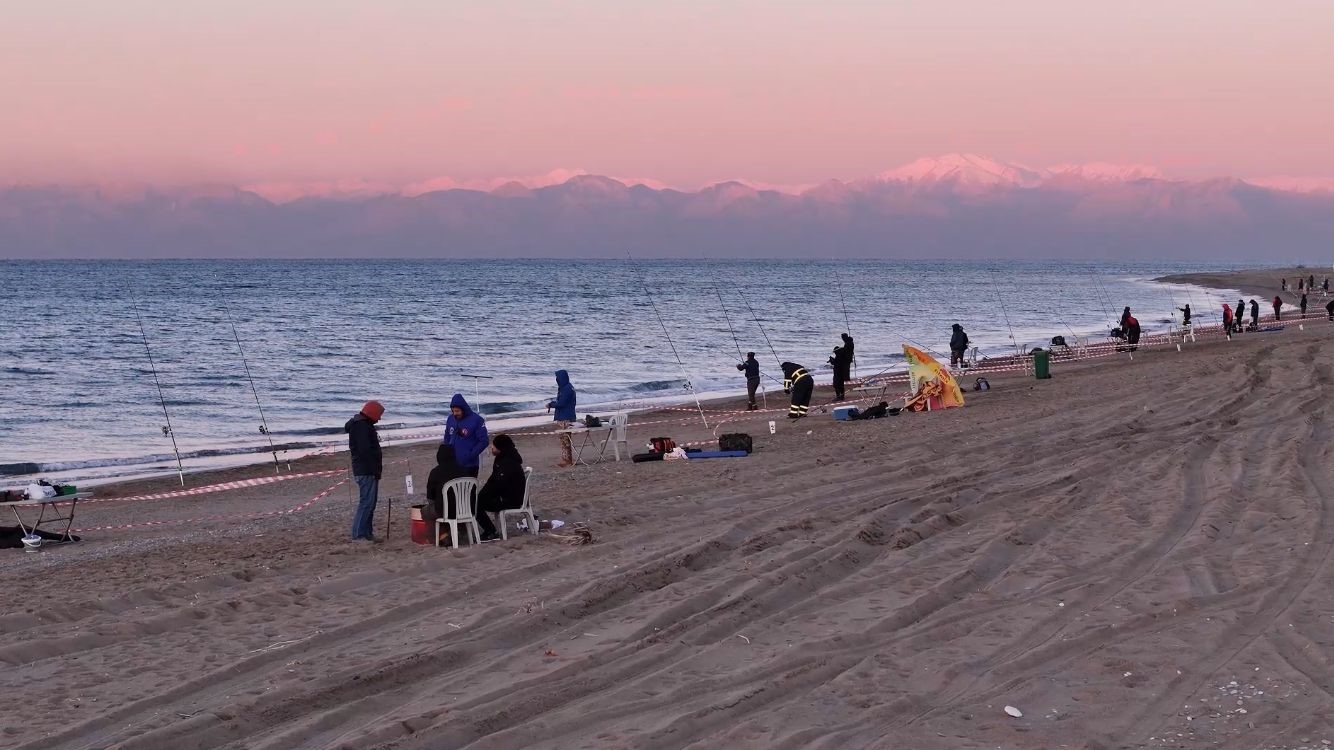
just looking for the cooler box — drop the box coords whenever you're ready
[410,505,432,545]
[833,406,856,421]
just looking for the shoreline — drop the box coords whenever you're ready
[6,266,1334,747]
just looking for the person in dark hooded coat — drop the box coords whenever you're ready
[1301,293,1308,319]
[1235,299,1246,330]
[425,445,470,523]
[1250,299,1260,329]
[475,434,528,541]
[781,361,813,419]
[949,324,970,367]
[828,334,854,401]
[1272,296,1283,321]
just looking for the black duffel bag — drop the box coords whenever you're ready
[718,433,753,453]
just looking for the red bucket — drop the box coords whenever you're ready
[410,506,432,545]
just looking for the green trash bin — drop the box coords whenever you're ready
[1033,348,1052,380]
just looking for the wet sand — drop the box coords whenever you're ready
[4,267,1334,749]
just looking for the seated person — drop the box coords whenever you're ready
[475,434,528,541]
[425,443,471,522]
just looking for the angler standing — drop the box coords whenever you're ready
[1236,299,1246,331]
[1301,293,1309,319]
[1222,302,1235,334]
[949,324,970,368]
[547,369,577,467]
[443,393,488,478]
[1250,299,1260,329]
[346,400,385,542]
[1177,304,1192,326]
[1273,295,1284,321]
[828,334,854,401]
[781,361,813,419]
[736,352,761,411]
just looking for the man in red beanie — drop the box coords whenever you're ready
[345,400,384,541]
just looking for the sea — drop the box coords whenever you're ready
[0,259,1254,485]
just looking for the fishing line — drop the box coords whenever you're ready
[223,303,285,474]
[627,252,709,430]
[131,298,186,486]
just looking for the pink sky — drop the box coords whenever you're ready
[4,1,1333,189]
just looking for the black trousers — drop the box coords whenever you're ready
[475,486,523,537]
[746,376,760,406]
[788,377,813,418]
[426,465,479,520]
[832,371,847,400]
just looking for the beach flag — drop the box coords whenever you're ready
[903,345,965,411]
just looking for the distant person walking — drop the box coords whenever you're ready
[345,400,385,542]
[949,324,970,368]
[1301,293,1309,318]
[781,361,813,419]
[828,333,854,401]
[736,352,761,411]
[1250,299,1260,329]
[1309,274,1316,290]
[547,370,577,467]
[443,393,488,478]
[1282,278,1288,292]
[1177,304,1192,326]
[1273,295,1284,321]
[1298,279,1304,292]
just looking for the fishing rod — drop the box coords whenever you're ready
[988,269,1023,358]
[714,285,769,409]
[627,252,710,430]
[736,286,783,370]
[836,272,856,379]
[223,304,285,474]
[131,298,186,486]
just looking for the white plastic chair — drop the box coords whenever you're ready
[436,477,481,549]
[498,467,536,540]
[609,412,629,461]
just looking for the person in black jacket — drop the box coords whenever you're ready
[1250,299,1260,329]
[425,443,470,523]
[828,334,854,401]
[782,361,813,419]
[949,324,970,368]
[1177,304,1192,326]
[736,352,761,410]
[475,434,527,541]
[1301,293,1309,319]
[345,400,384,541]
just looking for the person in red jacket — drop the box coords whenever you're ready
[1222,302,1235,334]
[1124,313,1141,352]
[1273,295,1283,321]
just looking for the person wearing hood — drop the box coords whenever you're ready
[1235,299,1245,330]
[475,434,528,541]
[1272,295,1283,321]
[345,400,384,542]
[1222,302,1235,334]
[1119,306,1132,330]
[736,352,761,411]
[781,361,813,419]
[949,324,970,368]
[828,333,854,401]
[1250,299,1260,329]
[425,439,471,524]
[443,393,488,478]
[1177,304,1192,327]
[547,369,577,467]
[1301,293,1309,319]
[1123,312,1141,352]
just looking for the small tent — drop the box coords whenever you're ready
[903,345,965,412]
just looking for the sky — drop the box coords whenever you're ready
[4,0,1333,191]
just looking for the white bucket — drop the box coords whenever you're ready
[21,534,43,551]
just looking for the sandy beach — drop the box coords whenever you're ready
[4,266,1334,749]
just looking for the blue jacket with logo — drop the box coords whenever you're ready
[443,393,488,469]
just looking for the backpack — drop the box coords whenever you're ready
[973,377,990,392]
[583,414,602,428]
[648,437,676,453]
[718,433,753,453]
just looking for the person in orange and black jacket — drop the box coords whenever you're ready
[345,400,384,542]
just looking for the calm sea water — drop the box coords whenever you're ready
[0,259,1248,482]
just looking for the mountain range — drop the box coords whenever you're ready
[2,155,1332,260]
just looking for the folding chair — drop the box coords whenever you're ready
[498,467,536,540]
[436,477,481,549]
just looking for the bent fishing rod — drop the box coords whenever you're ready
[714,284,769,409]
[736,286,784,370]
[836,271,856,379]
[131,298,186,486]
[626,251,710,430]
[223,304,286,474]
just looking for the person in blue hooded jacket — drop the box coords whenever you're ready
[547,370,576,467]
[443,393,488,477]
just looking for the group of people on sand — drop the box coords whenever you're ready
[1281,275,1329,295]
[342,370,578,543]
